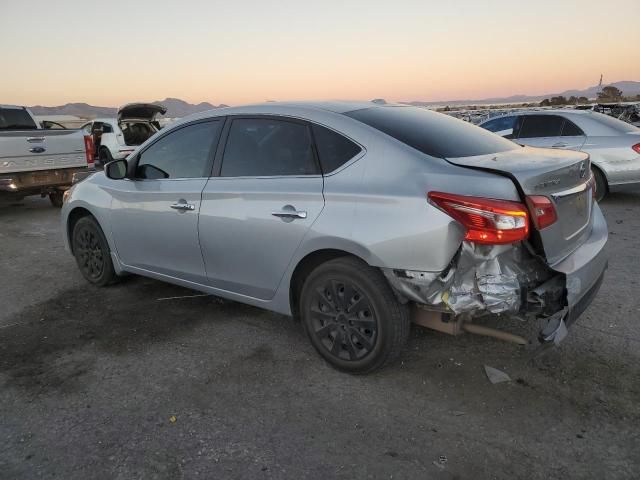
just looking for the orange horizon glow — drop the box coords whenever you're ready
[2,0,639,107]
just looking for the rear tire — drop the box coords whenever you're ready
[592,167,607,202]
[49,191,64,208]
[300,257,410,374]
[72,216,118,286]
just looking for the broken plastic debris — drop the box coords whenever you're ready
[484,365,511,384]
[433,455,448,469]
[169,415,177,424]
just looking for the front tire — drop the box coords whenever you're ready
[300,257,410,374]
[592,167,607,202]
[72,216,117,286]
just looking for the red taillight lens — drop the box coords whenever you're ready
[632,143,640,155]
[428,192,529,244]
[83,135,94,166]
[525,195,558,230]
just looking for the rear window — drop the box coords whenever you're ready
[591,112,639,134]
[0,108,37,130]
[344,106,518,158]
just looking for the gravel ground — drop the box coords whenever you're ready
[1,194,639,480]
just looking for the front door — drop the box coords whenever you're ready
[199,116,325,300]
[109,120,224,284]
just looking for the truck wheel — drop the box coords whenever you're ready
[592,167,607,202]
[49,191,64,208]
[72,216,118,286]
[299,257,410,374]
[98,147,113,167]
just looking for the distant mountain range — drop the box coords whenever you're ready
[25,80,640,117]
[402,81,640,107]
[29,97,228,118]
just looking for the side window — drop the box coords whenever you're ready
[481,116,516,138]
[102,123,113,133]
[221,118,318,177]
[312,125,361,173]
[561,119,584,136]
[82,123,92,134]
[518,115,564,138]
[136,121,222,179]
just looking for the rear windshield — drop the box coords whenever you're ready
[345,106,518,158]
[0,108,38,130]
[590,112,639,134]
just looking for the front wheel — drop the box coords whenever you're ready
[592,167,607,202]
[300,257,410,374]
[72,216,118,286]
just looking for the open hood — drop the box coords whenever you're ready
[118,103,167,122]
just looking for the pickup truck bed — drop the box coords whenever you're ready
[0,105,93,206]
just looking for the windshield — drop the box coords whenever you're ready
[0,108,38,130]
[344,106,519,158]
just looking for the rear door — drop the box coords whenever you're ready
[515,114,565,148]
[199,116,324,300]
[108,119,223,284]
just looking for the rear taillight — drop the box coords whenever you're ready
[632,143,640,155]
[428,192,529,245]
[83,135,94,166]
[525,196,558,230]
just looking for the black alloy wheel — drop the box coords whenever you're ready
[300,257,410,374]
[72,216,117,286]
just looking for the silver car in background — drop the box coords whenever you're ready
[62,103,608,373]
[479,109,640,200]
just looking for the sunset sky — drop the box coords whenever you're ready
[2,0,639,107]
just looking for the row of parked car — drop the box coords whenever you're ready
[2,99,638,372]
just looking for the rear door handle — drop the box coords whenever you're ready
[552,142,569,148]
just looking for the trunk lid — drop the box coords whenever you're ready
[446,146,593,265]
[117,103,166,122]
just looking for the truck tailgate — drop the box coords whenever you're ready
[0,129,87,174]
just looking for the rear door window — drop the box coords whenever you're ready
[312,125,361,173]
[221,118,319,177]
[518,115,564,138]
[0,108,37,130]
[344,106,518,158]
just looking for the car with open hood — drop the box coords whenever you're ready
[81,103,166,165]
[62,102,608,373]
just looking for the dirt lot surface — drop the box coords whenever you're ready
[1,194,639,479]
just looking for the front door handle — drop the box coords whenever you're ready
[552,142,569,148]
[170,200,195,212]
[272,205,307,221]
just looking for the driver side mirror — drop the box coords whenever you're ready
[105,159,128,180]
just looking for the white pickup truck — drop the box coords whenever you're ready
[0,105,94,207]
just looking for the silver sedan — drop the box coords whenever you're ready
[62,102,608,373]
[479,109,640,200]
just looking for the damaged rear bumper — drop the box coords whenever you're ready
[383,205,608,343]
